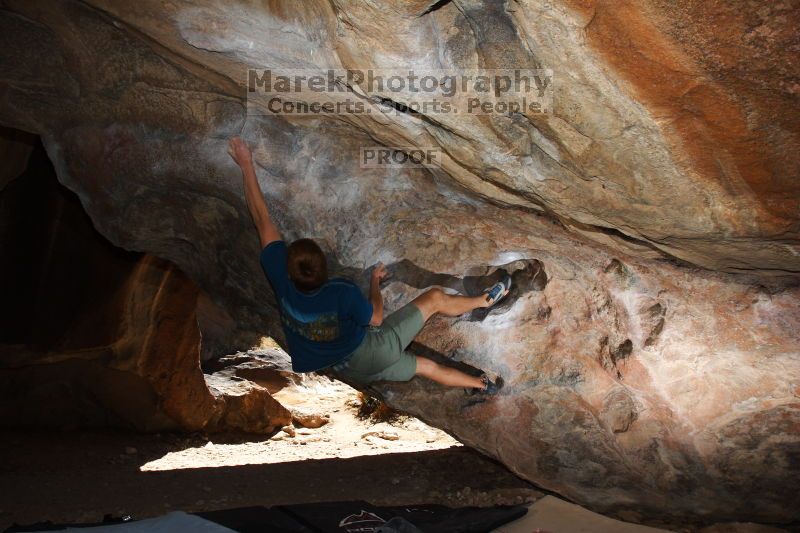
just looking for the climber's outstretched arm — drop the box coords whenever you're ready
[229,137,281,247]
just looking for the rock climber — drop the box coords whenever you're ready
[228,137,508,393]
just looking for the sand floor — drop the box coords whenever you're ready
[0,377,541,530]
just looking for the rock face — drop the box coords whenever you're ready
[0,0,798,525]
[0,140,290,434]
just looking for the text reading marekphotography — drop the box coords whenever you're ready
[246,69,553,116]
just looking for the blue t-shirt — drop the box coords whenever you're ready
[260,240,372,372]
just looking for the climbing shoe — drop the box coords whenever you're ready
[466,373,504,396]
[484,274,512,306]
[480,373,504,395]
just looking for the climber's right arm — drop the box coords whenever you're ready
[228,137,281,247]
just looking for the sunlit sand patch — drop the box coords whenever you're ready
[141,376,460,472]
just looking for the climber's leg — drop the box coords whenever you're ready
[332,280,510,387]
[411,287,489,322]
[414,356,484,388]
[330,302,477,386]
[411,276,511,322]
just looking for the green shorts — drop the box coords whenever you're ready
[331,303,425,384]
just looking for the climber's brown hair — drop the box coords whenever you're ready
[287,238,328,292]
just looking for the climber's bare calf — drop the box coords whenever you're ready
[411,287,491,322]
[415,357,484,388]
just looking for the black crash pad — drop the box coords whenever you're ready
[5,501,526,533]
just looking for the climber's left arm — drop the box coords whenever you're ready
[369,263,387,326]
[228,137,281,247]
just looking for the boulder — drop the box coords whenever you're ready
[0,0,798,525]
[0,140,289,434]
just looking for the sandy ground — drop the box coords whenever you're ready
[0,377,542,531]
[1,375,787,533]
[142,375,468,470]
